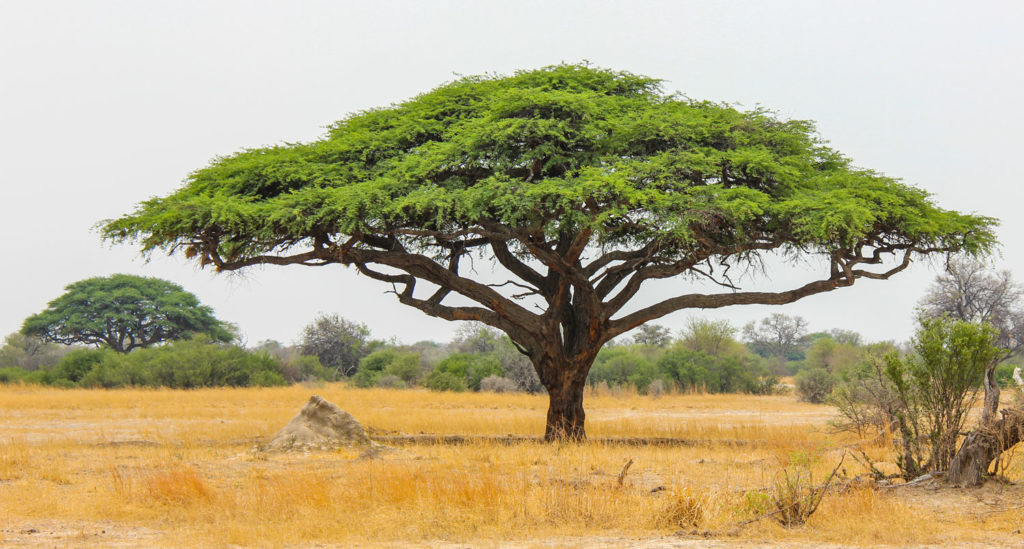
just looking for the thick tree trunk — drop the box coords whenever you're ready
[542,366,588,442]
[948,408,1024,487]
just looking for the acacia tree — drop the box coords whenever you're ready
[103,65,995,440]
[23,274,234,353]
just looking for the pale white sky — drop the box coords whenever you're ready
[2,1,1022,346]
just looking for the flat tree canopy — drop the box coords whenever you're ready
[103,64,996,439]
[23,274,234,353]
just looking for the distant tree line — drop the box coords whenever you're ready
[6,267,1024,408]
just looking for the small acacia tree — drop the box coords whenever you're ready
[23,274,233,353]
[103,65,995,440]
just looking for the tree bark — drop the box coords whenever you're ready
[543,366,588,442]
[981,362,1000,424]
[948,408,1024,487]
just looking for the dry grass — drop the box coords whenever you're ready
[0,384,1021,548]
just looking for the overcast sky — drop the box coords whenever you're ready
[2,1,1022,347]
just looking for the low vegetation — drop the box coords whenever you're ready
[0,385,1021,547]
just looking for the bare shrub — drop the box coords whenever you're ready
[374,374,407,389]
[829,344,901,436]
[657,487,706,530]
[480,375,518,393]
[768,455,844,527]
[647,378,666,397]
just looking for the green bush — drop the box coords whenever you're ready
[795,368,836,403]
[126,338,286,388]
[352,348,422,388]
[628,360,668,394]
[54,348,109,383]
[0,367,30,383]
[425,370,467,392]
[249,369,287,387]
[996,361,1020,388]
[589,346,655,387]
[383,353,422,384]
[8,337,289,389]
[884,317,1001,478]
[293,355,334,382]
[431,353,502,391]
[656,348,775,394]
[351,368,382,388]
[358,349,402,374]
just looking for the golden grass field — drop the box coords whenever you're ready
[1,384,1022,548]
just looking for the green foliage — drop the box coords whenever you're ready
[429,353,503,391]
[588,346,657,387]
[795,367,837,403]
[768,457,839,528]
[628,360,666,394]
[995,360,1020,388]
[424,370,467,392]
[801,336,862,375]
[350,368,381,389]
[352,348,422,387]
[0,367,34,384]
[383,353,422,384]
[22,274,233,353]
[54,348,106,383]
[885,317,1002,478]
[12,337,288,389]
[294,355,334,382]
[657,347,776,394]
[679,318,740,357]
[589,343,775,394]
[104,64,996,287]
[740,490,772,518]
[358,349,402,373]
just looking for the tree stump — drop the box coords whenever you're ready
[947,408,1024,487]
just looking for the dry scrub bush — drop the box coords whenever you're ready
[762,451,844,528]
[480,375,518,393]
[769,467,829,527]
[656,487,710,530]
